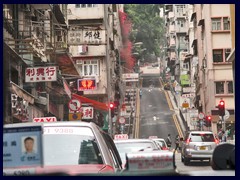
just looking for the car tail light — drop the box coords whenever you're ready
[215,139,219,144]
[162,147,169,150]
[99,165,114,173]
[186,138,190,145]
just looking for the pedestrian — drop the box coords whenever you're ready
[218,129,223,140]
[166,134,172,148]
[139,89,142,99]
[221,130,227,142]
[175,135,180,150]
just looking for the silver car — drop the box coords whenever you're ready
[181,131,219,165]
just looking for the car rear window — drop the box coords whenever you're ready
[43,126,103,165]
[155,140,167,148]
[190,133,215,142]
[115,142,156,161]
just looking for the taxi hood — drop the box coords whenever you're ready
[4,164,115,176]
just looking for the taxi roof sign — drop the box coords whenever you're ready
[126,151,175,172]
[114,134,128,140]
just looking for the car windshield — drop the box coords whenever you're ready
[190,134,215,142]
[43,127,103,165]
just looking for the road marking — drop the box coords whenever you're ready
[164,91,174,110]
[172,114,184,138]
[135,89,140,138]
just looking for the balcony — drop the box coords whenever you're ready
[67,4,104,21]
[176,26,187,34]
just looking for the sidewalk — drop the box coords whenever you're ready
[166,90,187,137]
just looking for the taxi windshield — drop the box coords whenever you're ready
[43,127,103,165]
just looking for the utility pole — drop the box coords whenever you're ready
[104,5,112,137]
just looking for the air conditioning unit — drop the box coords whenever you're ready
[78,45,88,55]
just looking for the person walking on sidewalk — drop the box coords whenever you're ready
[166,134,172,148]
[175,135,180,151]
[139,89,142,99]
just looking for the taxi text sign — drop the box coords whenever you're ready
[114,134,128,140]
[3,126,43,168]
[33,117,57,122]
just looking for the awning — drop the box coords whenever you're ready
[184,55,192,62]
[55,52,80,76]
[52,4,67,27]
[191,39,197,47]
[198,19,205,26]
[190,12,196,22]
[4,42,27,66]
[72,93,108,111]
[10,81,35,104]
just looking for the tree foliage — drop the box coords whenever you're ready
[124,4,166,60]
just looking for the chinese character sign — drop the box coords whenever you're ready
[25,66,57,82]
[68,29,105,45]
[82,107,94,119]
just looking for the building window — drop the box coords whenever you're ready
[223,17,230,30]
[215,81,233,94]
[213,49,231,63]
[227,81,233,94]
[212,17,230,31]
[215,81,224,94]
[225,48,231,60]
[77,60,99,76]
[182,63,189,70]
[77,4,97,8]
[213,50,223,62]
[212,18,221,30]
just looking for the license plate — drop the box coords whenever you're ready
[199,146,207,150]
[3,168,35,176]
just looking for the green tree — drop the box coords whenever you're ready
[124,4,166,62]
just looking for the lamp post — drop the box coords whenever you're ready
[104,5,113,137]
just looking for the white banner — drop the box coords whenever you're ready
[25,66,57,82]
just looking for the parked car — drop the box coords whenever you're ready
[3,121,122,176]
[114,139,160,168]
[181,131,219,165]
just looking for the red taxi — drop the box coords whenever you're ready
[3,121,122,175]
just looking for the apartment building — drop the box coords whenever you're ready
[4,4,69,124]
[193,4,234,134]
[3,4,125,135]
[66,4,124,133]
[164,4,235,136]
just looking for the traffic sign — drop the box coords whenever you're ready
[68,99,81,111]
[198,112,204,120]
[219,110,230,121]
[69,113,82,121]
[119,116,126,124]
